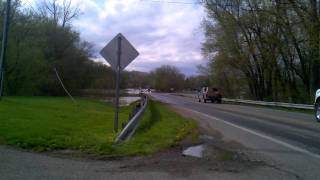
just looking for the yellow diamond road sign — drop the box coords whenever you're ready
[100,33,139,71]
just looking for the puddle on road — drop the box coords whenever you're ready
[182,144,205,158]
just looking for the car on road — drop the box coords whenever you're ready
[200,87,222,103]
[315,89,320,122]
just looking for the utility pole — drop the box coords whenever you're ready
[0,0,11,99]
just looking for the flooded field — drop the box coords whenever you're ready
[102,96,141,106]
[79,89,145,106]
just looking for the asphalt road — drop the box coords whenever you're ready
[1,93,320,180]
[151,93,320,180]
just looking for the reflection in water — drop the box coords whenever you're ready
[102,96,141,106]
[183,144,205,158]
[126,89,141,95]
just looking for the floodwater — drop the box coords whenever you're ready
[102,96,141,106]
[119,97,141,106]
[126,88,153,95]
[126,89,141,95]
[182,144,205,158]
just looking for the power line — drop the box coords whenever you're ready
[139,0,203,5]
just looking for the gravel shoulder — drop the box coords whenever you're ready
[0,143,297,180]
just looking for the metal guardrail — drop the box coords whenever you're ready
[175,93,314,110]
[115,95,148,143]
[223,98,314,110]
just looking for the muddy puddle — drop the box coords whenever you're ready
[182,135,239,161]
[183,144,205,158]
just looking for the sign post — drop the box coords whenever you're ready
[0,0,11,99]
[114,36,121,132]
[100,33,139,132]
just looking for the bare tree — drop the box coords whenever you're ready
[61,0,80,27]
[38,0,80,27]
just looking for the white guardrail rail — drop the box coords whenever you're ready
[176,93,314,110]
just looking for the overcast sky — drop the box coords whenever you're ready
[23,0,206,76]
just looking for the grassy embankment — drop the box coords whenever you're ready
[0,97,196,156]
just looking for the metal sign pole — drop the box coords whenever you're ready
[100,33,138,132]
[0,0,11,99]
[114,36,122,132]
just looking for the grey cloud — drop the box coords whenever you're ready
[73,0,205,76]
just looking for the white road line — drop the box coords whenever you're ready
[186,108,320,160]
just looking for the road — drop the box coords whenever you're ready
[151,93,320,180]
[1,93,320,180]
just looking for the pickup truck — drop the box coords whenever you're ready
[201,87,222,103]
[315,89,320,122]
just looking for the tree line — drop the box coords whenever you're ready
[201,0,320,103]
[0,0,196,95]
[1,0,94,96]
[8,0,318,101]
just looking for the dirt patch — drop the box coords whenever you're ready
[96,143,266,178]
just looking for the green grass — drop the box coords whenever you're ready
[112,100,197,156]
[0,97,196,156]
